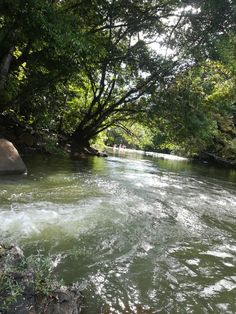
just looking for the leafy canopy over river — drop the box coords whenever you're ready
[0,0,235,159]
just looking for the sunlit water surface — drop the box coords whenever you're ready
[0,151,236,313]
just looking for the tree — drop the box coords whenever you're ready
[60,0,236,153]
[1,0,235,157]
[148,60,236,155]
[57,0,189,152]
[168,0,236,60]
[0,0,96,113]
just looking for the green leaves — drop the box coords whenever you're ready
[0,0,235,158]
[149,59,236,155]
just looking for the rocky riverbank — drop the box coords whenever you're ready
[0,244,83,314]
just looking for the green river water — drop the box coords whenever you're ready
[0,150,236,313]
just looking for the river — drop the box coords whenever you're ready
[0,151,236,313]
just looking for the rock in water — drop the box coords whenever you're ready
[0,139,27,174]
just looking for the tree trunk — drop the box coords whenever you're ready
[0,47,14,92]
[70,126,107,158]
[70,126,91,156]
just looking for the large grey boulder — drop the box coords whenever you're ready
[0,139,27,174]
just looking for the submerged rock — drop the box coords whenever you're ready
[0,139,27,175]
[0,244,83,314]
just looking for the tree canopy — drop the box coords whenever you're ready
[0,0,235,160]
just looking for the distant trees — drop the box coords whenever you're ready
[148,59,236,155]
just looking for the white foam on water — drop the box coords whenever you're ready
[200,250,235,259]
[201,277,236,297]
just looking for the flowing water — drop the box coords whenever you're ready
[0,151,236,313]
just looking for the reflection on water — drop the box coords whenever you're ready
[0,152,236,313]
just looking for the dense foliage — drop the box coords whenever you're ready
[148,59,236,155]
[0,0,235,160]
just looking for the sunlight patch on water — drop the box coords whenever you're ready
[200,250,235,259]
[201,277,236,297]
[186,259,200,266]
[175,207,204,234]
